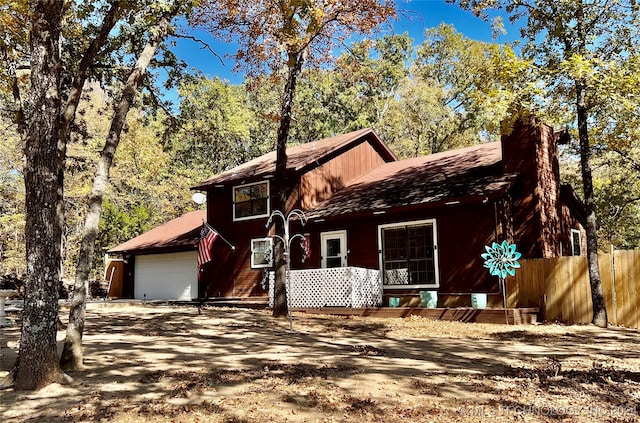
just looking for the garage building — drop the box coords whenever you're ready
[107,210,206,301]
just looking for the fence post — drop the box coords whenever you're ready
[539,293,547,322]
[610,244,618,327]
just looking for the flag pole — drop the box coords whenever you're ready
[202,220,235,250]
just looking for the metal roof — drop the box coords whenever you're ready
[108,210,206,254]
[306,142,514,219]
[192,128,396,190]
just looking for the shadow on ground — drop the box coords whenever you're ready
[1,305,639,422]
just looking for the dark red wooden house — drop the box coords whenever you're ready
[108,118,586,305]
[187,118,587,307]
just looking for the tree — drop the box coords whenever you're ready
[457,0,640,327]
[171,76,261,176]
[59,6,180,370]
[283,34,412,145]
[404,24,529,153]
[191,0,396,317]
[0,124,24,275]
[593,151,640,249]
[13,0,68,390]
[3,0,193,386]
[284,26,531,159]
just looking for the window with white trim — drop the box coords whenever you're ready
[233,181,270,221]
[570,229,582,256]
[378,219,439,288]
[251,237,273,268]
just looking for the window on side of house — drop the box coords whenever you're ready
[378,219,439,288]
[571,229,582,256]
[233,181,269,221]
[251,237,273,268]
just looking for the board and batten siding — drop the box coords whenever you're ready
[300,141,388,210]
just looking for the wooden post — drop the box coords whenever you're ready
[539,294,547,322]
[610,245,618,326]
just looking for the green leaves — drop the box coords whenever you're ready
[172,76,260,175]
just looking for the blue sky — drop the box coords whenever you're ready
[168,0,520,87]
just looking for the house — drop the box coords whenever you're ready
[108,118,587,306]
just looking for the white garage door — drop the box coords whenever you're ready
[134,251,198,301]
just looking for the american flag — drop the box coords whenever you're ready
[198,224,218,267]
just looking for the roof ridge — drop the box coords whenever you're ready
[192,127,389,189]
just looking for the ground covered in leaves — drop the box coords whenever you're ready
[1,304,639,422]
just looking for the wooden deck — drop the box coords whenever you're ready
[292,307,540,325]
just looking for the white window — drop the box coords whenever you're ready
[378,219,439,289]
[571,229,582,256]
[251,237,273,268]
[233,181,270,221]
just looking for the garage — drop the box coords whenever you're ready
[133,251,198,301]
[107,210,206,301]
[134,251,198,301]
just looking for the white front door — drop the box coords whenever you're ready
[320,230,347,268]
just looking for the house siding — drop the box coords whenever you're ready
[200,140,389,299]
[559,201,587,256]
[300,140,388,209]
[203,186,269,297]
[297,201,500,307]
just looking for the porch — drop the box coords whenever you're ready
[268,266,383,308]
[267,266,539,324]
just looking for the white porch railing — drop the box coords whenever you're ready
[268,267,382,308]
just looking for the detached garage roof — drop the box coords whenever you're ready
[108,210,206,255]
[307,142,515,219]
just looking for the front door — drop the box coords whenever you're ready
[320,230,347,268]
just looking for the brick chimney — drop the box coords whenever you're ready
[501,118,563,258]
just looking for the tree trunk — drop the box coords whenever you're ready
[272,52,304,318]
[574,3,607,328]
[576,78,608,328]
[13,0,67,390]
[59,14,174,370]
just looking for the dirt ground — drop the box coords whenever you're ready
[1,304,639,422]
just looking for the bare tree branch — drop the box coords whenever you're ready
[171,33,225,66]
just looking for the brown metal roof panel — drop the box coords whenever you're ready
[108,210,206,254]
[192,128,395,189]
[308,175,514,219]
[306,142,509,219]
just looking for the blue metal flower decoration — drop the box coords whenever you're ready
[481,240,521,278]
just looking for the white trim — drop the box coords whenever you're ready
[378,219,440,289]
[232,180,270,222]
[570,228,582,256]
[250,237,273,268]
[320,230,347,268]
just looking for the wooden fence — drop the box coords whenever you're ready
[506,250,640,329]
